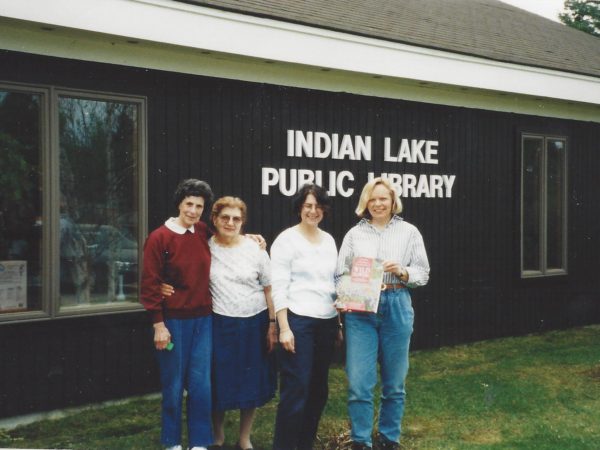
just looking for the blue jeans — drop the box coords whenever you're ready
[345,289,414,446]
[273,311,338,450]
[156,316,213,447]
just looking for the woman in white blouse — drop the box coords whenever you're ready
[161,196,277,450]
[207,197,277,450]
[270,183,342,450]
[336,177,430,450]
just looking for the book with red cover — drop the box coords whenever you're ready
[335,257,384,313]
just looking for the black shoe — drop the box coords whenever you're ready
[375,434,400,450]
[351,443,372,450]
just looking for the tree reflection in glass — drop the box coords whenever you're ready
[0,90,42,313]
[58,96,139,307]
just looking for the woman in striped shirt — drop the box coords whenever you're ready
[336,177,430,450]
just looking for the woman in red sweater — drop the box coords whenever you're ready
[141,178,214,450]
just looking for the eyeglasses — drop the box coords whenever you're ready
[302,203,323,212]
[217,214,243,224]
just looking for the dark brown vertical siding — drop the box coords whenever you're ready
[568,120,600,321]
[0,315,154,417]
[1,50,599,418]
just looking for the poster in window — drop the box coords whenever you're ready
[0,260,27,311]
[335,257,384,313]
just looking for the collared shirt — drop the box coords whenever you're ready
[336,215,430,288]
[164,217,194,234]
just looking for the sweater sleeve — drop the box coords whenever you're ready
[140,231,166,323]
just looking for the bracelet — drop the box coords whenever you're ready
[338,322,343,329]
[269,318,276,322]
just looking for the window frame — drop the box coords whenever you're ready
[520,133,568,278]
[0,82,51,322]
[0,82,147,323]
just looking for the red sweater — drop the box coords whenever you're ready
[141,222,212,323]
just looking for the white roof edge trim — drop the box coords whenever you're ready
[1,0,600,105]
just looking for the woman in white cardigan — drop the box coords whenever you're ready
[270,183,342,450]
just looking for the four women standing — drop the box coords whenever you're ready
[142,177,429,449]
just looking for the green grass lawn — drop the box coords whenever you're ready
[1,325,599,449]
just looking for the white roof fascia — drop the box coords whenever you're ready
[1,0,600,106]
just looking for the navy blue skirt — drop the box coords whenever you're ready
[212,310,277,411]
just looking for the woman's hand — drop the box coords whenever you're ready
[382,260,408,281]
[153,322,171,350]
[246,234,267,250]
[267,323,278,353]
[279,327,295,353]
[160,283,175,297]
[335,327,344,349]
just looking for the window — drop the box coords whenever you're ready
[0,88,43,315]
[521,134,567,277]
[0,84,146,321]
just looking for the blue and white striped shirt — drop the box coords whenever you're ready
[336,215,430,288]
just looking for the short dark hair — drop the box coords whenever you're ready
[292,183,331,217]
[173,179,214,210]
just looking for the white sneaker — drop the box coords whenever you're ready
[189,447,208,450]
[166,446,183,450]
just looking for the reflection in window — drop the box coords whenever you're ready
[546,139,565,270]
[522,137,542,272]
[58,97,139,307]
[0,89,42,314]
[521,135,567,277]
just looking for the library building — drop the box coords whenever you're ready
[1,0,599,418]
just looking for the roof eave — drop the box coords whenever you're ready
[1,0,600,105]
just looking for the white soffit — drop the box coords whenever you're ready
[1,0,600,106]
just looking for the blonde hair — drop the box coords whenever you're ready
[355,177,403,218]
[210,196,247,225]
